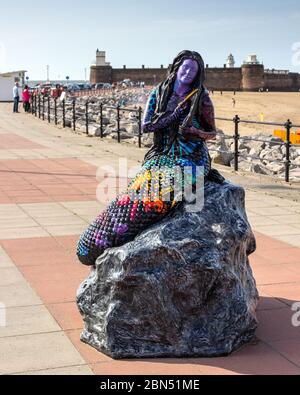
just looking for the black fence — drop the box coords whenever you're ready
[213,116,300,183]
[30,95,144,148]
[30,95,300,183]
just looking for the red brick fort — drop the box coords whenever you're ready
[90,51,300,92]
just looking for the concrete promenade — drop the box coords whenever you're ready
[0,103,300,375]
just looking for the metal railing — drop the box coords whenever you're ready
[30,94,144,148]
[69,85,151,98]
[29,95,300,183]
[71,88,115,98]
[214,115,300,183]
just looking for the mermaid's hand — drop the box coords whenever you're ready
[172,101,189,120]
[143,102,190,133]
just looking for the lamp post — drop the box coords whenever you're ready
[26,76,29,86]
[66,76,70,87]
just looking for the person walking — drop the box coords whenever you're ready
[13,82,20,113]
[22,85,30,112]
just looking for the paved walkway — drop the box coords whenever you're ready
[0,103,299,375]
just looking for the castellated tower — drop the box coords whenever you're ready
[90,50,113,84]
[241,54,265,91]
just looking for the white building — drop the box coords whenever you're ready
[0,70,26,102]
[226,54,235,68]
[93,50,111,66]
[244,54,260,65]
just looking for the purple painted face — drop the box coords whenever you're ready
[177,59,199,85]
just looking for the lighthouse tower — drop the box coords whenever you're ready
[226,53,235,68]
[95,50,110,66]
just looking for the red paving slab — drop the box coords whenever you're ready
[0,194,12,204]
[269,339,300,368]
[256,308,300,342]
[253,263,300,286]
[174,342,300,375]
[1,231,300,375]
[1,237,76,267]
[0,158,100,203]
[0,134,45,149]
[259,283,300,307]
[284,263,300,275]
[91,360,209,376]
[17,263,88,304]
[252,247,300,265]
[0,236,88,303]
[257,293,289,311]
[53,235,81,253]
[254,232,296,250]
[90,341,300,375]
[47,302,83,331]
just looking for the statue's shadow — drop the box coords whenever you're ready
[116,297,299,375]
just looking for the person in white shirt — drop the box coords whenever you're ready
[13,82,20,113]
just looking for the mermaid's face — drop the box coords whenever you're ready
[177,59,199,85]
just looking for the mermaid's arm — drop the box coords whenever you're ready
[181,95,217,141]
[200,94,217,133]
[142,89,185,133]
[142,89,157,126]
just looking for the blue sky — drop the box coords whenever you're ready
[0,0,299,80]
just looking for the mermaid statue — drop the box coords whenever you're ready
[77,50,225,266]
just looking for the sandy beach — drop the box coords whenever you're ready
[210,91,300,136]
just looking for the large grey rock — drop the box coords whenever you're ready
[230,158,252,172]
[77,181,259,359]
[260,147,283,162]
[251,163,269,175]
[87,125,101,136]
[265,161,285,174]
[245,137,266,153]
[292,156,300,166]
[126,123,139,135]
[209,130,234,166]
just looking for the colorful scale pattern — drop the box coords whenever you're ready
[77,154,201,266]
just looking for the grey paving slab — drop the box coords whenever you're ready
[0,332,86,375]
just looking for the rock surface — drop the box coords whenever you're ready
[208,133,300,181]
[77,180,259,359]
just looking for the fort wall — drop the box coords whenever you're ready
[264,72,300,91]
[205,67,242,91]
[112,68,167,85]
[90,63,300,92]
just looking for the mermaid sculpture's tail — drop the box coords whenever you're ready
[77,155,184,266]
